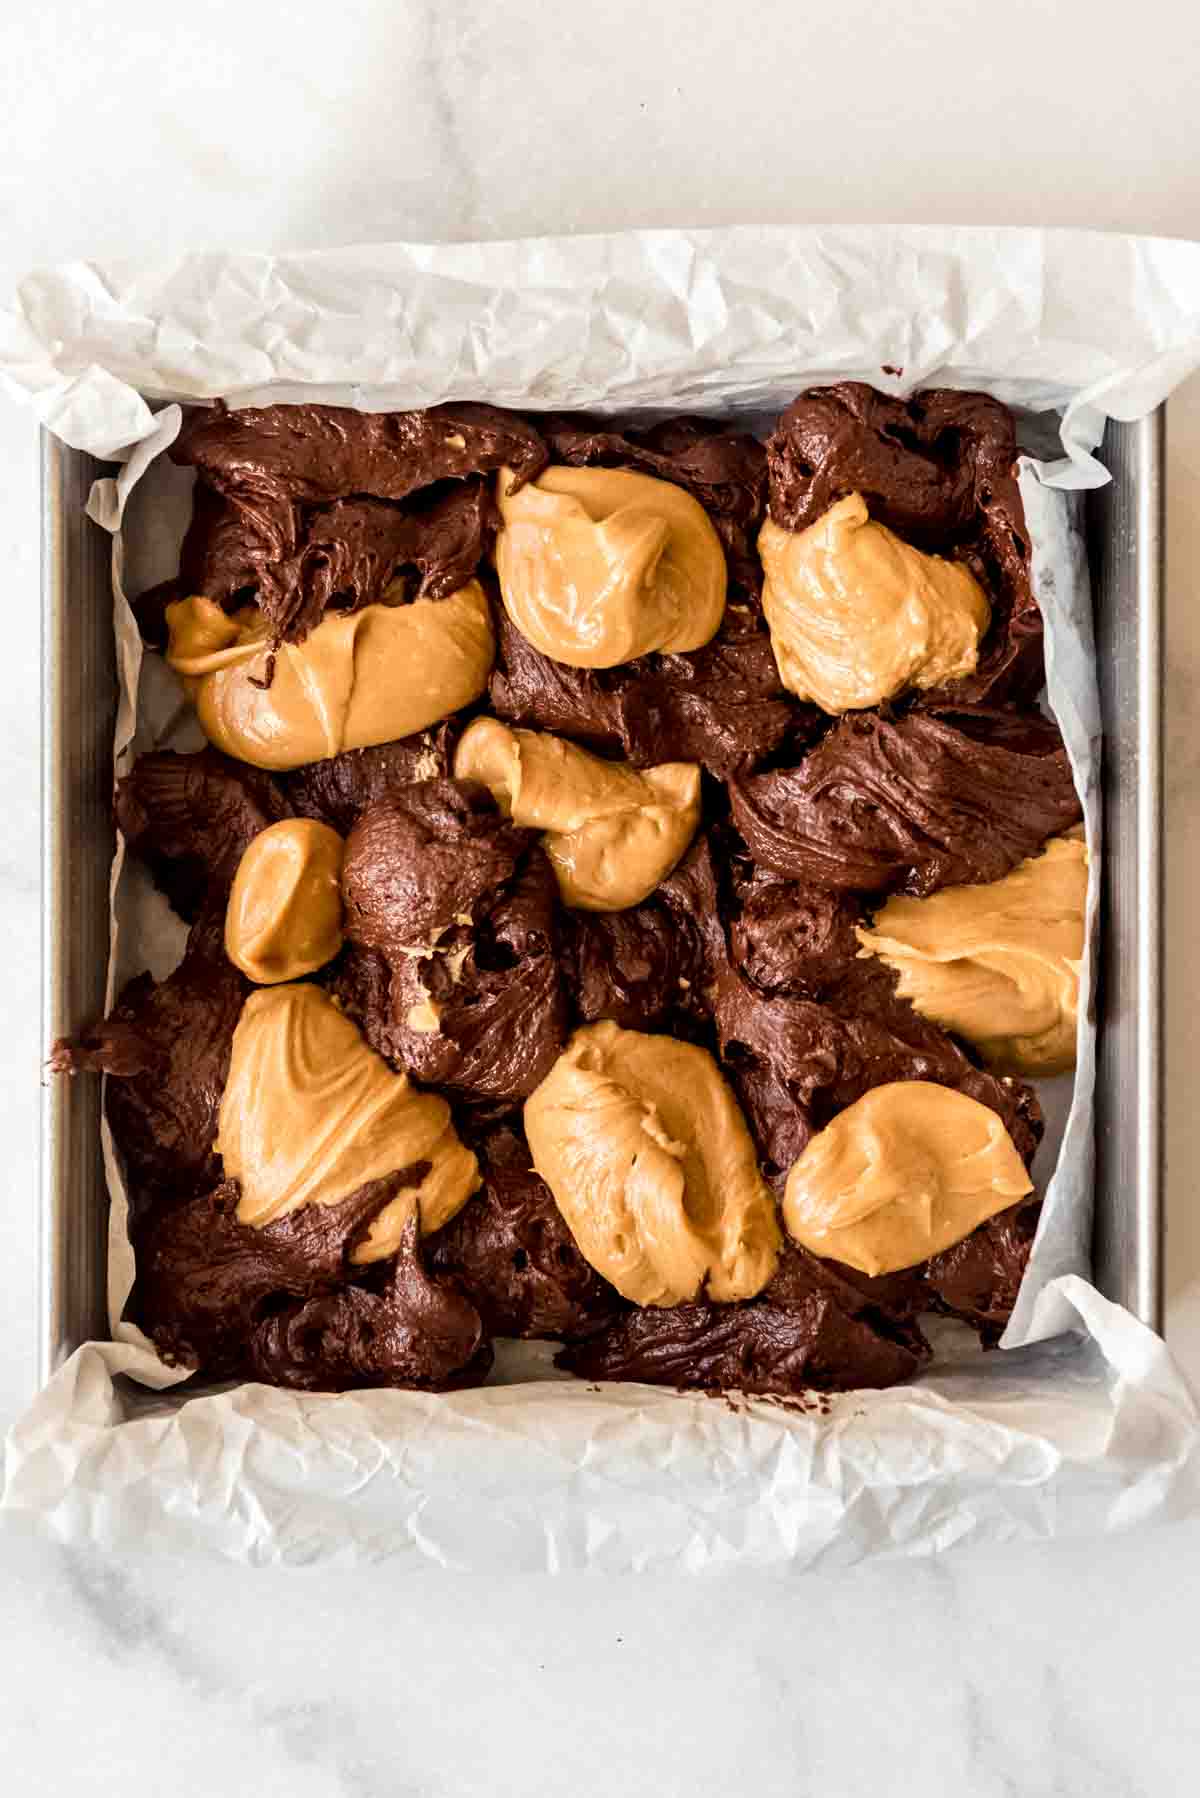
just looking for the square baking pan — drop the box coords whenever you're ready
[36,409,1165,1386]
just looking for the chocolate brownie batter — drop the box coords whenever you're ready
[564,901,701,1034]
[337,782,568,1101]
[57,384,1078,1399]
[725,854,862,1000]
[616,617,817,776]
[248,1233,491,1392]
[133,1191,489,1390]
[489,599,808,779]
[924,1198,1043,1347]
[281,728,455,834]
[558,1284,928,1396]
[427,1124,623,1340]
[138,478,502,654]
[488,613,625,751]
[557,1237,943,1396]
[115,747,292,920]
[140,400,547,646]
[342,780,530,953]
[175,399,546,508]
[51,905,248,1215]
[766,382,1043,703]
[729,706,1082,895]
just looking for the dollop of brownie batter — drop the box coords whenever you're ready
[175,399,546,508]
[50,905,248,1215]
[142,479,503,653]
[280,727,455,833]
[115,747,292,920]
[337,781,567,1101]
[488,614,625,750]
[725,854,862,1000]
[616,616,817,776]
[489,606,809,780]
[248,1219,491,1393]
[140,400,547,646]
[132,1191,490,1391]
[729,705,1081,895]
[342,780,531,953]
[766,383,1042,704]
[764,1237,927,1328]
[923,1197,1042,1347]
[427,1124,623,1339]
[563,901,701,1034]
[557,1282,928,1395]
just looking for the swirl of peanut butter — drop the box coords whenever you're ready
[524,1020,780,1306]
[758,492,990,713]
[855,834,1087,1076]
[493,464,726,668]
[783,1081,1033,1276]
[224,819,346,984]
[454,716,700,911]
[165,580,494,771]
[217,984,479,1263]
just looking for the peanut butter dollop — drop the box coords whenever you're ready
[524,1020,780,1306]
[758,493,990,713]
[856,834,1086,1076]
[494,464,726,668]
[783,1081,1034,1276]
[454,716,700,911]
[165,581,494,771]
[224,819,346,984]
[217,984,479,1263]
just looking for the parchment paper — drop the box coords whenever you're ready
[3,226,1199,1570]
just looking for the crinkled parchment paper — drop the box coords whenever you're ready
[3,225,1199,1570]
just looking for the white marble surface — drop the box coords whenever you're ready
[3,1,1200,1789]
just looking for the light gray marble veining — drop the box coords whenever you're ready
[5,1525,1200,1794]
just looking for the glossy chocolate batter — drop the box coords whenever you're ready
[558,1283,929,1396]
[115,747,292,920]
[563,901,701,1034]
[923,1198,1043,1347]
[487,612,625,751]
[725,852,862,999]
[281,727,455,834]
[175,399,547,506]
[616,616,818,776]
[138,478,501,652]
[58,384,1076,1399]
[50,904,248,1215]
[427,1124,623,1340]
[247,1236,492,1392]
[140,400,547,646]
[336,781,568,1102]
[488,587,809,779]
[133,1191,490,1390]
[728,705,1082,895]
